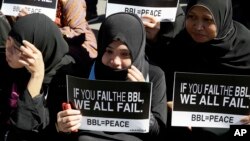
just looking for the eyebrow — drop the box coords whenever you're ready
[107,45,114,49]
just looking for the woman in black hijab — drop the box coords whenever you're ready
[1,13,86,141]
[164,0,250,140]
[56,12,167,141]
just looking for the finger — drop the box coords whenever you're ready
[127,73,137,81]
[18,58,30,66]
[128,66,145,81]
[142,15,158,27]
[60,115,81,132]
[21,53,36,64]
[19,45,35,58]
[18,47,37,66]
[131,65,142,74]
[240,115,250,124]
[62,123,81,133]
[69,122,81,132]
[142,14,155,21]
[143,21,156,28]
[22,8,29,14]
[22,40,40,53]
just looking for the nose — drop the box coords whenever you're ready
[194,20,204,31]
[110,56,121,69]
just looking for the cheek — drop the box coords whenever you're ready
[5,48,23,68]
[185,21,194,37]
[7,55,23,69]
[101,54,109,66]
[121,59,132,69]
[208,25,217,39]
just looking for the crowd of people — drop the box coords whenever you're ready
[0,0,250,141]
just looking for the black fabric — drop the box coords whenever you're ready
[75,12,167,141]
[9,13,74,84]
[95,12,149,81]
[0,13,83,141]
[232,0,250,29]
[95,60,128,80]
[145,4,185,68]
[76,64,167,141]
[166,0,250,100]
[164,0,250,139]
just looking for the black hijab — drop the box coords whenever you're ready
[95,12,149,81]
[176,0,250,73]
[9,13,74,84]
[165,0,250,101]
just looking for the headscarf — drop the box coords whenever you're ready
[9,13,74,83]
[167,0,250,136]
[165,0,250,101]
[95,12,149,81]
[183,0,250,72]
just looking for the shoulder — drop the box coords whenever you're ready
[148,64,165,82]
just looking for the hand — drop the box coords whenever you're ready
[18,8,29,17]
[18,40,44,77]
[127,65,145,82]
[57,109,82,132]
[240,115,250,125]
[61,0,69,6]
[141,14,160,42]
[167,101,173,110]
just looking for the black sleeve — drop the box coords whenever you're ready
[11,88,49,131]
[148,64,167,136]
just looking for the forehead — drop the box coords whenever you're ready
[189,5,213,17]
[108,40,129,50]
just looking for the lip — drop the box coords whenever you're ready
[192,32,207,42]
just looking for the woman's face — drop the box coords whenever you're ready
[102,40,132,70]
[185,6,217,43]
[5,36,24,69]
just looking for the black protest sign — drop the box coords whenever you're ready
[1,0,57,20]
[66,75,152,132]
[106,0,179,22]
[172,72,250,128]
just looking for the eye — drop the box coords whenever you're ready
[204,18,214,24]
[187,14,196,20]
[105,48,113,54]
[120,51,130,59]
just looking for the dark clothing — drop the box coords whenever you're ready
[145,4,185,72]
[0,13,88,141]
[0,63,86,141]
[232,0,250,29]
[77,64,167,141]
[73,12,167,141]
[164,0,250,140]
[86,0,98,14]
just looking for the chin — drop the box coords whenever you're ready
[193,38,208,43]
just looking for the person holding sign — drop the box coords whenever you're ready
[56,12,167,141]
[0,13,87,141]
[162,0,250,140]
[143,4,185,67]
